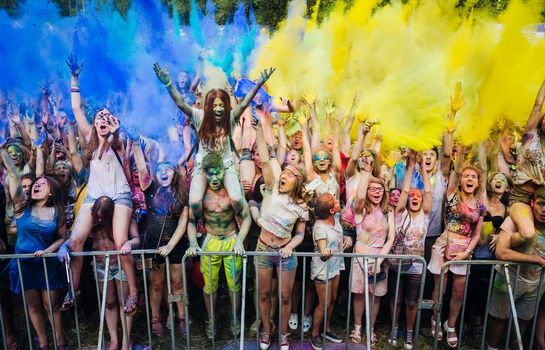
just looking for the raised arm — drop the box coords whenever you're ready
[0,149,24,206]
[420,155,433,214]
[276,115,288,166]
[231,68,276,123]
[296,111,316,181]
[345,123,367,179]
[447,145,466,198]
[256,119,280,189]
[66,54,92,140]
[525,77,545,134]
[353,166,372,215]
[153,63,194,118]
[341,91,361,155]
[131,138,152,191]
[331,114,342,182]
[67,121,83,174]
[396,151,416,215]
[301,95,321,151]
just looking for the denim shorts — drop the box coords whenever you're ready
[93,261,127,282]
[83,192,133,208]
[255,240,298,271]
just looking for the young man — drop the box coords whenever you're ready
[488,187,545,350]
[186,153,251,339]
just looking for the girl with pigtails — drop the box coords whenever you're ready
[153,63,275,253]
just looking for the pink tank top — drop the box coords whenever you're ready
[356,206,389,249]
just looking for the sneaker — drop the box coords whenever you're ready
[259,331,271,350]
[404,329,414,350]
[303,315,312,333]
[311,335,323,350]
[280,333,290,350]
[323,330,342,344]
[288,313,298,331]
[205,321,215,340]
[388,325,399,346]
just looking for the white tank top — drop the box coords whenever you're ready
[87,148,130,200]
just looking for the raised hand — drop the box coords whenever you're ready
[301,93,316,106]
[107,116,120,134]
[450,81,464,112]
[322,99,336,115]
[153,63,172,86]
[258,67,276,85]
[66,54,83,78]
[293,111,308,126]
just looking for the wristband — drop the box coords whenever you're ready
[164,80,172,88]
[464,248,472,254]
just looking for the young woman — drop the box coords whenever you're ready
[254,118,309,350]
[389,151,432,349]
[132,141,189,337]
[91,196,140,350]
[428,146,485,348]
[60,55,138,315]
[350,157,395,345]
[309,193,344,350]
[153,63,274,252]
[6,146,67,350]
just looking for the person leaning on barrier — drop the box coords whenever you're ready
[185,152,251,340]
[487,186,545,350]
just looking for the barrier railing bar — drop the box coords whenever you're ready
[529,268,545,350]
[414,256,428,350]
[363,258,371,350]
[181,254,191,349]
[41,257,58,350]
[208,255,216,350]
[503,264,523,350]
[92,255,105,349]
[0,283,7,350]
[239,255,247,350]
[277,252,283,348]
[457,264,471,350]
[140,252,152,350]
[300,256,306,349]
[231,254,238,345]
[117,259,129,350]
[16,258,34,350]
[480,265,496,350]
[165,256,176,350]
[97,255,110,350]
[390,260,402,349]
[344,256,354,350]
[66,259,82,349]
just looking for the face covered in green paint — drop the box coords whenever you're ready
[7,145,24,166]
[205,165,225,191]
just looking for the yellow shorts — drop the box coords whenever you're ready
[200,233,242,294]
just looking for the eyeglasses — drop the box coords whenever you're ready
[368,187,384,193]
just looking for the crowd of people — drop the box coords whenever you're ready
[0,54,544,350]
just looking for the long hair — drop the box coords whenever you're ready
[363,176,390,215]
[198,89,232,142]
[15,176,66,228]
[155,162,187,214]
[87,108,115,162]
[282,164,308,205]
[486,171,513,201]
[91,196,114,238]
[459,165,484,196]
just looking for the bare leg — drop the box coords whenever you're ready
[446,274,467,341]
[149,265,165,324]
[290,280,301,314]
[117,281,135,350]
[536,302,545,349]
[223,167,247,215]
[41,290,64,346]
[258,268,274,333]
[98,280,120,350]
[203,291,217,323]
[487,316,506,349]
[240,159,256,196]
[25,290,48,347]
[431,273,447,322]
[188,172,207,242]
[112,205,137,296]
[169,264,186,320]
[325,276,340,331]
[311,281,331,337]
[68,204,94,290]
[370,295,381,329]
[352,293,364,327]
[279,269,297,334]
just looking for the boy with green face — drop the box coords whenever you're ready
[186,153,251,338]
[487,187,545,350]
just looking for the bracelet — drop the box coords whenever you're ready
[70,87,80,93]
[70,84,80,87]
[164,80,172,88]
[464,248,472,254]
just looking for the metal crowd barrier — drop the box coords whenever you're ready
[0,250,543,350]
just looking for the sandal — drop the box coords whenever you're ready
[431,316,443,341]
[370,332,377,346]
[151,319,164,338]
[123,294,138,316]
[6,336,21,350]
[60,289,81,311]
[350,326,362,343]
[443,320,458,348]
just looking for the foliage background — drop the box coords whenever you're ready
[1,0,513,28]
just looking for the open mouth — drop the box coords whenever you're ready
[425,161,431,167]
[160,175,169,181]
[280,179,286,188]
[99,124,108,132]
[33,188,41,194]
[466,183,474,190]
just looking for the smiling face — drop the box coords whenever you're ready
[460,168,479,194]
[7,145,23,166]
[421,149,438,172]
[367,182,385,205]
[408,188,423,212]
[156,164,175,188]
[313,150,331,173]
[213,97,225,122]
[490,173,509,196]
[205,165,225,191]
[94,109,113,137]
[389,189,401,207]
[31,177,51,201]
